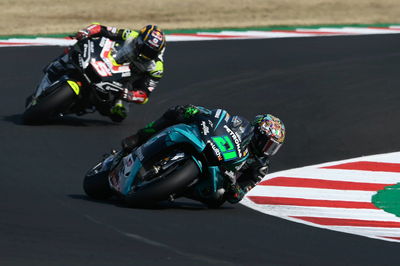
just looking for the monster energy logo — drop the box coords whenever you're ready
[184,107,199,118]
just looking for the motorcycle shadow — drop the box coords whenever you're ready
[4,114,116,127]
[68,194,234,211]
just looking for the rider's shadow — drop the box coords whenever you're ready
[68,194,234,211]
[3,114,116,127]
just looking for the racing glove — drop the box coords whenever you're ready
[75,24,102,40]
[225,183,246,204]
[122,89,148,104]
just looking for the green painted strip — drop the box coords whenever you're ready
[372,183,400,217]
[1,23,399,39]
[164,23,400,34]
[0,33,72,40]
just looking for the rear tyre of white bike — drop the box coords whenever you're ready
[22,83,76,124]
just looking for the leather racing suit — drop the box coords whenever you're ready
[121,105,270,205]
[40,24,165,122]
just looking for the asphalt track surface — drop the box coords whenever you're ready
[1,34,400,266]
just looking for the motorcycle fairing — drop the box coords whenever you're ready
[109,153,143,195]
[112,124,206,195]
[66,80,81,95]
[112,116,251,196]
[76,37,130,82]
[195,110,251,166]
[99,38,131,74]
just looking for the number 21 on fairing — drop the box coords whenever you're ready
[212,136,238,161]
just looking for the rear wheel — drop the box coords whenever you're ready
[22,83,76,124]
[125,159,200,207]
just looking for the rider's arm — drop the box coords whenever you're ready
[238,158,269,191]
[76,24,138,41]
[224,157,269,203]
[122,58,164,104]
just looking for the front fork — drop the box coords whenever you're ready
[187,164,225,201]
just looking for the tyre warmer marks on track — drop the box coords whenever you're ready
[241,152,400,243]
[1,25,400,47]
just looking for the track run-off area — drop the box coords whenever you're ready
[2,24,400,46]
[2,25,400,265]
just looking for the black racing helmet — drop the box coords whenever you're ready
[251,114,286,156]
[133,25,166,61]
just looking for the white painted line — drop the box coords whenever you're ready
[252,205,399,222]
[242,151,400,243]
[249,186,375,202]
[264,168,400,184]
[333,226,400,236]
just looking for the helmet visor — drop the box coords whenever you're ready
[261,138,282,156]
[138,44,159,60]
[254,132,282,156]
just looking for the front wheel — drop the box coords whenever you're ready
[125,159,200,207]
[22,82,77,124]
[83,162,113,200]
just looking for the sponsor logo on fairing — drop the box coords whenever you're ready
[99,37,106,47]
[83,43,88,58]
[215,109,222,118]
[121,72,131,77]
[95,82,124,92]
[201,121,210,135]
[123,155,134,176]
[136,147,144,161]
[223,125,242,157]
[107,27,117,33]
[208,141,223,161]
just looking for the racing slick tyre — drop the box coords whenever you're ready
[204,198,226,209]
[22,83,76,124]
[83,162,113,200]
[125,159,200,207]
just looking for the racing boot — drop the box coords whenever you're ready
[109,100,128,122]
[121,125,155,154]
[120,114,173,154]
[120,105,197,153]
